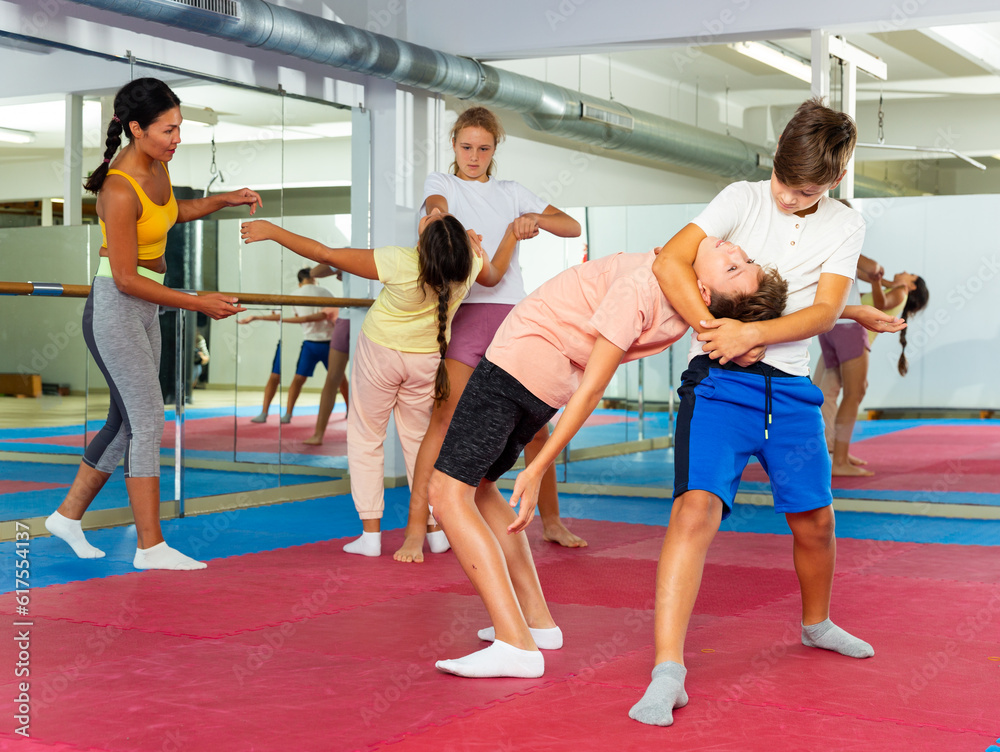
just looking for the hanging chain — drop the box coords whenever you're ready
[877,92,885,145]
[209,133,218,175]
[209,131,223,183]
[725,81,730,136]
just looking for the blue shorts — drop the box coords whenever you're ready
[270,342,282,375]
[296,340,330,378]
[673,355,832,519]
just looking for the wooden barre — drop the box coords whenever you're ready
[0,281,373,308]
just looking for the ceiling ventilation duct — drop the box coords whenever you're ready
[69,0,902,197]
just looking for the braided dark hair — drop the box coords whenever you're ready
[84,78,181,194]
[417,214,475,404]
[897,276,929,376]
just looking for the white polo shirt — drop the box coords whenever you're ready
[690,180,865,376]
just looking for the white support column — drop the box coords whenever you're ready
[361,76,410,487]
[63,94,83,226]
[841,59,857,199]
[40,198,53,227]
[811,30,830,103]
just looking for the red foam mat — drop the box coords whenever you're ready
[438,556,802,618]
[0,480,68,495]
[0,540,472,638]
[852,541,1000,583]
[8,414,350,458]
[741,423,1000,494]
[6,522,998,752]
[396,679,996,752]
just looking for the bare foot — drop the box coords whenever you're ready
[393,534,425,563]
[542,520,588,548]
[848,454,868,466]
[832,462,874,477]
[302,436,323,446]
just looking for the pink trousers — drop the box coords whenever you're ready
[347,331,438,519]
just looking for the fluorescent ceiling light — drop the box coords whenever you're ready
[0,126,36,144]
[728,41,812,83]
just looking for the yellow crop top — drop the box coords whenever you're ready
[98,164,179,260]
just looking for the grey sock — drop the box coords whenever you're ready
[802,619,874,658]
[628,661,688,726]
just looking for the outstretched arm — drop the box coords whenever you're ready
[841,305,906,334]
[177,187,263,223]
[473,223,518,287]
[506,336,626,534]
[241,220,379,280]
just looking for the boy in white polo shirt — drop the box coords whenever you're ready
[631,98,906,727]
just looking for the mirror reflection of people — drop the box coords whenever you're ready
[191,332,210,391]
[303,265,351,446]
[44,77,262,571]
[239,268,334,424]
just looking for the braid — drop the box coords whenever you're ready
[896,277,928,377]
[417,212,475,405]
[83,118,124,194]
[433,285,452,404]
[897,327,909,377]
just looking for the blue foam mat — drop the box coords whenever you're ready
[4,487,997,595]
[1,461,336,520]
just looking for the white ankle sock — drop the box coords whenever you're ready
[343,531,381,557]
[478,625,563,650]
[250,412,268,423]
[436,640,543,678]
[426,529,450,554]
[45,512,106,559]
[133,541,206,571]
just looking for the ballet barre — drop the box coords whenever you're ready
[0,281,374,309]
[2,279,373,515]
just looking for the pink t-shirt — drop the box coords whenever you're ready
[486,251,689,408]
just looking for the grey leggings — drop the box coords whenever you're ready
[82,276,164,477]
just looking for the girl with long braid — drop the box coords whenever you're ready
[44,78,262,570]
[869,272,928,377]
[241,209,518,556]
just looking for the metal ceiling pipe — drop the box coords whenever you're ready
[69,0,902,197]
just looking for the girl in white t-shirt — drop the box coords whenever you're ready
[394,106,584,564]
[241,210,517,556]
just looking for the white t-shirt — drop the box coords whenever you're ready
[690,180,865,376]
[293,283,335,342]
[421,172,548,305]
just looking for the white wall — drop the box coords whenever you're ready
[853,194,999,409]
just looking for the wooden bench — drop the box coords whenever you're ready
[0,373,42,398]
